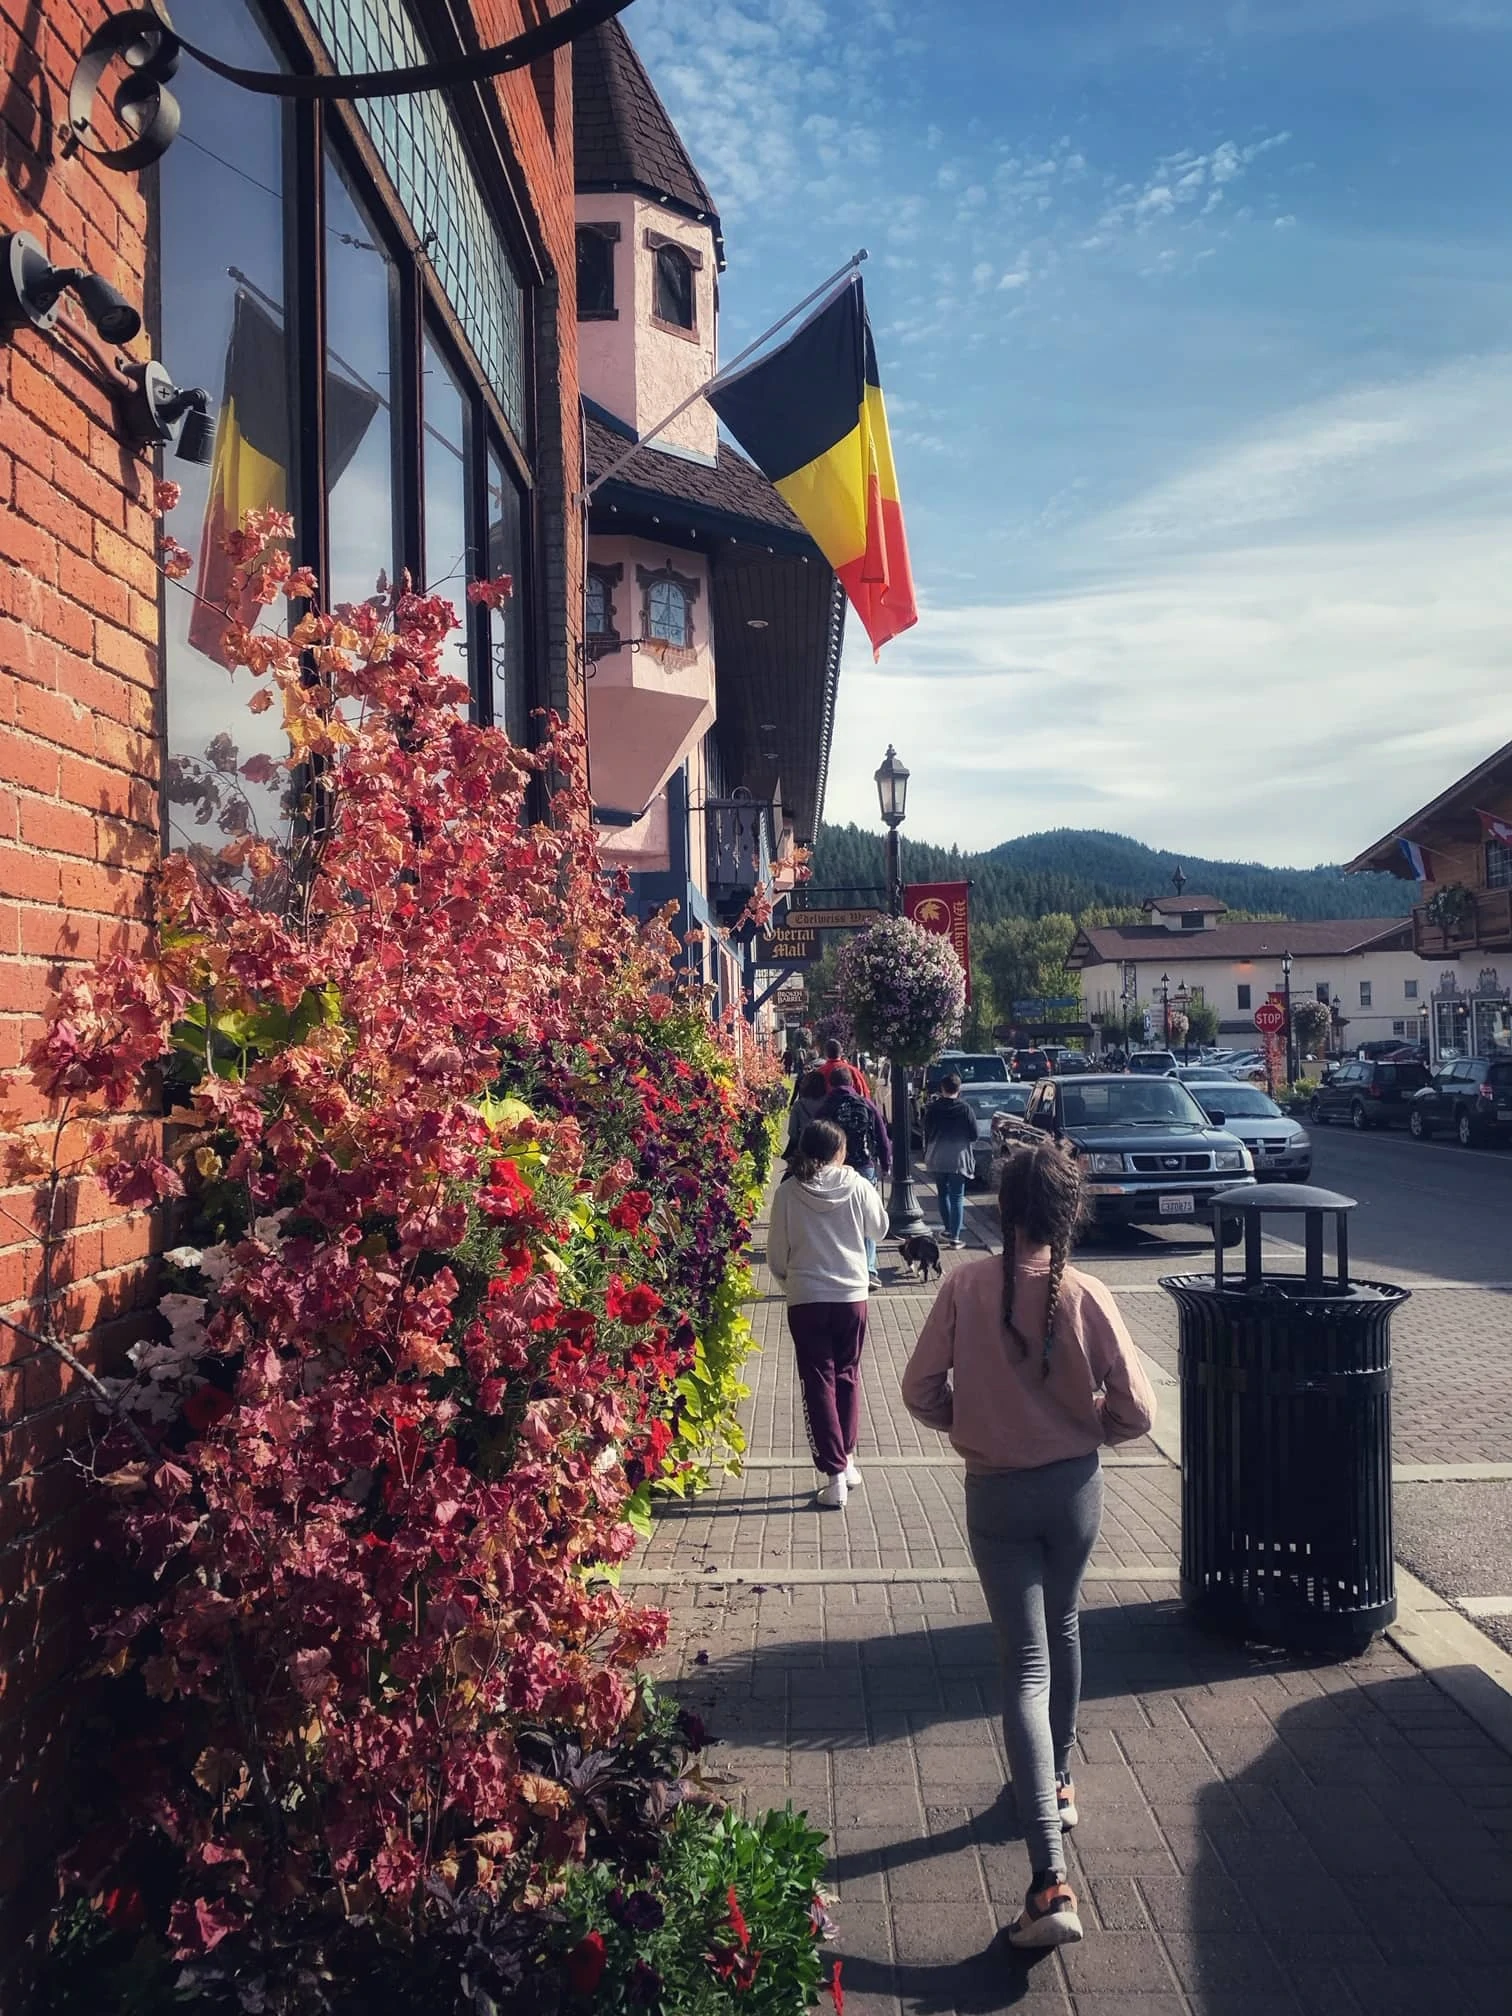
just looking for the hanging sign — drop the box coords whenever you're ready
[904,881,971,1002]
[756,922,820,967]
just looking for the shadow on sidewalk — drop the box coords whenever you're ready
[697,1621,1512,2014]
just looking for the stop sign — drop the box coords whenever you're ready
[1254,1002,1286,1034]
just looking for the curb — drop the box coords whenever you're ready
[1135,1345,1512,1761]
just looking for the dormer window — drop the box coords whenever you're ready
[639,563,700,648]
[576,222,619,319]
[646,231,701,334]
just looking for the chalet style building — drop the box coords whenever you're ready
[572,22,843,1024]
[1348,738,1512,1063]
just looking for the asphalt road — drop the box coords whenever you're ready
[1304,1117,1512,1282]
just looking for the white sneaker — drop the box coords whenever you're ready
[843,1456,862,1488]
[816,1474,848,1509]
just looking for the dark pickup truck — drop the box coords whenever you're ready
[1024,1074,1256,1241]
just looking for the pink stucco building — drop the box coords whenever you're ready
[572,23,843,1026]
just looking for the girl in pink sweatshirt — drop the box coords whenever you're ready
[902,1141,1155,1951]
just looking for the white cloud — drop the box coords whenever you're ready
[824,356,1512,862]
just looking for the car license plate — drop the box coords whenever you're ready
[1159,1194,1195,1217]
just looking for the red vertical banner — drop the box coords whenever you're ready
[904,881,971,1002]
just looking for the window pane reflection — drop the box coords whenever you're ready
[324,149,394,609]
[487,447,525,743]
[423,333,471,698]
[158,0,291,862]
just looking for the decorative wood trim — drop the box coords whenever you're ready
[643,228,704,268]
[637,562,700,649]
[580,219,623,241]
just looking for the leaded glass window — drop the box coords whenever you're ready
[304,0,526,431]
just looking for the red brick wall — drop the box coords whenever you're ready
[0,0,584,1985]
[0,0,162,1976]
[477,0,585,726]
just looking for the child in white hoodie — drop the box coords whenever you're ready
[767,1120,890,1509]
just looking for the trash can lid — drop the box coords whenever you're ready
[1211,1182,1356,1213]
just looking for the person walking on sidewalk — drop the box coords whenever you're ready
[923,1070,979,1248]
[900,1142,1156,1950]
[781,1069,832,1177]
[815,1073,892,1287]
[768,1119,889,1511]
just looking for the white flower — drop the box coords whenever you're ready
[253,1211,290,1246]
[197,1244,234,1285]
[159,1293,208,1346]
[163,1245,204,1271]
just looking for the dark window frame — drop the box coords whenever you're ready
[1236,983,1252,1011]
[586,560,623,646]
[151,0,544,766]
[576,221,620,320]
[1486,838,1512,890]
[648,234,698,335]
[637,562,700,648]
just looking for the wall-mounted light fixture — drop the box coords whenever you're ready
[118,359,215,463]
[0,231,141,344]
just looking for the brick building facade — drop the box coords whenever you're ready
[0,2,585,1977]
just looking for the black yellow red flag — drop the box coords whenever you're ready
[190,291,379,662]
[707,276,917,657]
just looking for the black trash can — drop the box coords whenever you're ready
[1159,1184,1408,1656]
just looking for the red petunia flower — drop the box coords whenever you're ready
[566,1929,607,1994]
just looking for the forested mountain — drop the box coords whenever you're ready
[807,825,1409,926]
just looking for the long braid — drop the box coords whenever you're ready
[1001,1223,1022,1358]
[1041,1162,1084,1377]
[998,1141,1087,1371]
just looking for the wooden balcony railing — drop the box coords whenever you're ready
[1412,885,1512,955]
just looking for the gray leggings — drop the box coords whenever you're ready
[965,1452,1103,1879]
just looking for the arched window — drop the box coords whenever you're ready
[653,243,695,331]
[586,562,622,645]
[638,564,700,649]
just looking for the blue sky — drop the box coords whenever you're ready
[628,0,1512,865]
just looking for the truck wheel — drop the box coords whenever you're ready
[1310,1096,1326,1124]
[1350,1101,1369,1131]
[1409,1107,1430,1140]
[1458,1109,1482,1148]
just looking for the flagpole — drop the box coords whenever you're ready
[583,248,868,502]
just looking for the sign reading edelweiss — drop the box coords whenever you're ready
[904,881,971,1004]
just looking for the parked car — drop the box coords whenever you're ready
[1309,1058,1431,1130]
[1408,1057,1512,1146]
[1024,1073,1254,1239]
[956,1082,1033,1183]
[1010,1048,1054,1081]
[1188,1082,1312,1182]
[1054,1051,1094,1074]
[1127,1050,1179,1077]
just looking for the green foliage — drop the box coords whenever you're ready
[559,1801,830,2013]
[1185,996,1221,1045]
[1291,999,1332,1054]
[810,824,1410,927]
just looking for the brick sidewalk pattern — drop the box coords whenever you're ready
[638,1177,1512,2014]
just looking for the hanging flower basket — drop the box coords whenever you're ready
[835,915,965,1067]
[1425,883,1474,935]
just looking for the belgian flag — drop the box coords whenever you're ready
[708,276,917,657]
[189,290,379,663]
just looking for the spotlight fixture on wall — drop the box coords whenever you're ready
[0,230,142,344]
[119,359,215,463]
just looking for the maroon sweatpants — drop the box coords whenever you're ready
[787,1299,869,1477]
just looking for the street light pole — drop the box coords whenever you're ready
[1281,948,1294,1087]
[875,747,924,1240]
[1175,982,1190,1063]
[1160,971,1171,1048]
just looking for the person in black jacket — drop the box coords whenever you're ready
[815,1077,893,1286]
[922,1071,980,1247]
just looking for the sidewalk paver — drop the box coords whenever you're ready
[642,1175,1512,2014]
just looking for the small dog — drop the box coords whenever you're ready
[899,1234,943,1281]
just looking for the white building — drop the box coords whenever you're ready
[1066,896,1428,1053]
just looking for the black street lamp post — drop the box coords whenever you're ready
[1281,948,1294,1087]
[875,746,925,1240]
[1174,981,1190,1063]
[1160,971,1171,1048]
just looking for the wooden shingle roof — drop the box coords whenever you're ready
[572,21,724,262]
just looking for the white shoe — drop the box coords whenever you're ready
[843,1456,862,1488]
[816,1474,848,1509]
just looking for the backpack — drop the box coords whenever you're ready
[830,1090,877,1168]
